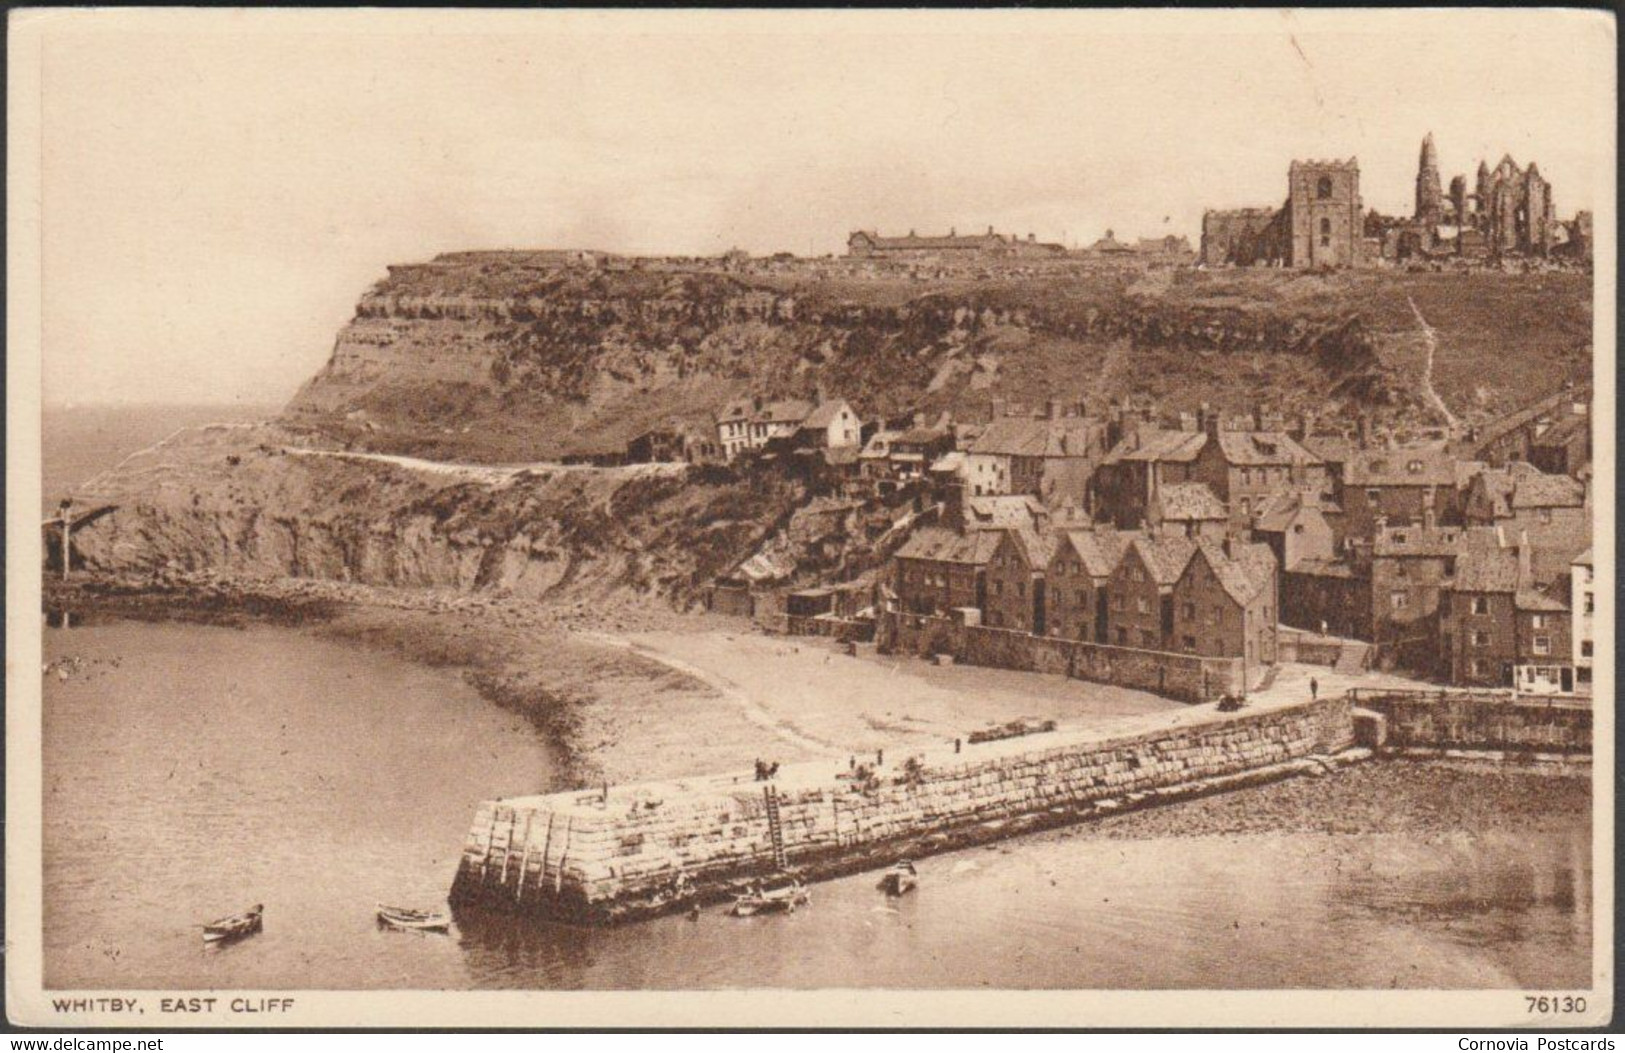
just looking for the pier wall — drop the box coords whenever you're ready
[882,612,1248,702]
[449,695,1354,924]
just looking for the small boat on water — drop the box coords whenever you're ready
[730,879,810,917]
[202,904,263,944]
[879,860,918,896]
[375,904,453,932]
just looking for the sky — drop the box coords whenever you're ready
[25,9,1614,406]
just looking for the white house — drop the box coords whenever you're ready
[1572,547,1593,691]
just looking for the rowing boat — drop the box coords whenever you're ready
[376,903,452,932]
[202,904,263,944]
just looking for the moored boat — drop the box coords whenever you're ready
[202,904,263,944]
[376,903,453,932]
[730,879,810,917]
[879,860,918,896]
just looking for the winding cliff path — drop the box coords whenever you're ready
[577,630,846,757]
[282,447,688,485]
[1407,296,1460,432]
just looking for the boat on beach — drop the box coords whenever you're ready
[879,860,918,896]
[730,879,810,917]
[375,903,453,932]
[202,904,263,944]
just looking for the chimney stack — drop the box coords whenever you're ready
[1201,402,1220,439]
[1515,529,1533,583]
[1222,535,1235,560]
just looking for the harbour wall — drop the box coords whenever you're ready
[449,694,1355,925]
[881,611,1250,703]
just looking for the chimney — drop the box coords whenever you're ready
[1515,529,1532,583]
[949,227,956,237]
[1222,535,1235,560]
[1201,402,1220,439]
[1253,404,1266,431]
[987,225,995,236]
[942,482,966,532]
[1028,233,1036,243]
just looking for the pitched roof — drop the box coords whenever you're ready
[1453,546,1519,592]
[1127,534,1198,585]
[1151,482,1227,522]
[1374,524,1498,559]
[1102,427,1207,464]
[995,524,1057,568]
[1510,471,1585,509]
[1213,430,1322,467]
[1287,557,1358,579]
[968,416,1103,459]
[859,429,900,459]
[851,230,1007,251]
[894,527,1001,566]
[964,494,1045,531]
[1344,446,1458,486]
[1054,528,1132,579]
[1299,434,1359,464]
[759,399,814,425]
[1515,589,1569,612]
[1191,539,1277,606]
[1574,547,1593,567]
[800,399,854,429]
[1475,385,1591,451]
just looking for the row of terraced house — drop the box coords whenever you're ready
[669,381,1591,695]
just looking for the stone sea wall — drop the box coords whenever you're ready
[449,695,1355,924]
[1350,689,1591,755]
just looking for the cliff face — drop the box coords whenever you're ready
[64,423,817,606]
[286,255,1591,463]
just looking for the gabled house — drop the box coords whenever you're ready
[1572,549,1594,690]
[964,405,1106,500]
[714,396,815,461]
[794,399,862,450]
[1251,492,1336,571]
[1104,535,1197,650]
[1045,528,1131,643]
[1171,538,1278,673]
[983,527,1056,633]
[1191,424,1328,531]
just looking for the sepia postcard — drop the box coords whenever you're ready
[6,7,1615,1030]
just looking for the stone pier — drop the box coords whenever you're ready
[449,695,1357,925]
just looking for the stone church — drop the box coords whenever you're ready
[1200,158,1372,269]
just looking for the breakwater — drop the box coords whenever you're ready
[1348,688,1591,757]
[449,695,1356,924]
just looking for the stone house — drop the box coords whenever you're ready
[793,399,862,450]
[1368,520,1498,673]
[1104,535,1196,650]
[891,527,1000,617]
[1281,558,1371,641]
[1171,539,1279,673]
[1443,540,1573,690]
[1189,423,1329,532]
[1462,463,1589,586]
[982,527,1056,633]
[1146,482,1228,540]
[1251,492,1336,571]
[964,404,1105,501]
[715,397,815,461]
[1044,528,1131,644]
[627,417,721,464]
[1091,428,1207,528]
[1335,446,1465,543]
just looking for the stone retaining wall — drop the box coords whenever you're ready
[449,695,1354,924]
[882,611,1248,703]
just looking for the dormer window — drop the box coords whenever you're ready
[1407,459,1423,473]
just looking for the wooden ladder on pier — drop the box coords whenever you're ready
[763,785,788,870]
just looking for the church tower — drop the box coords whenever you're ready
[1414,132,1443,224]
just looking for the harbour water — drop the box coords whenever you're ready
[44,619,1590,991]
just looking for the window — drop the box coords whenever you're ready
[1533,636,1551,656]
[1317,177,1333,199]
[1182,602,1196,619]
[1240,498,1251,516]
[1582,641,1593,658]
[1075,589,1086,604]
[1116,628,1127,645]
[1016,581,1026,599]
[1471,597,1489,615]
[1585,592,1594,614]
[1470,658,1486,676]
[1182,635,1197,652]
[1473,630,1490,647]
[1136,597,1150,614]
[1140,630,1156,647]
[1391,590,1409,611]
[1366,488,1381,502]
[1531,614,1547,630]
[1130,566,1144,582]
[1539,508,1552,525]
[1407,460,1423,473]
[993,581,1003,597]
[1585,566,1595,584]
